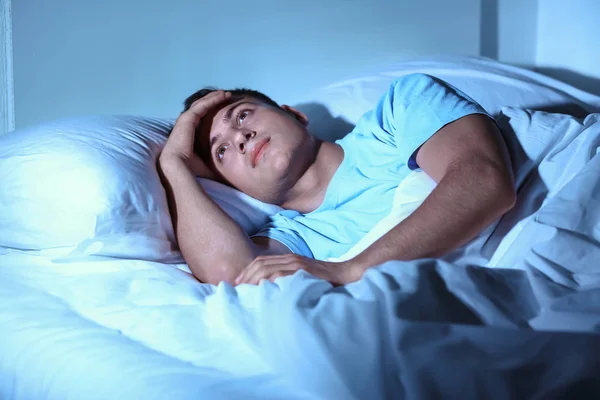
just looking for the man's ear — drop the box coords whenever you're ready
[281,105,309,127]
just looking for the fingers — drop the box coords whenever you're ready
[235,254,303,285]
[174,90,231,131]
[163,90,232,161]
[235,254,282,284]
[268,270,295,283]
[252,264,298,285]
[235,255,286,285]
[185,90,232,121]
[234,256,353,287]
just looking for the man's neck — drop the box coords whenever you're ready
[281,139,344,214]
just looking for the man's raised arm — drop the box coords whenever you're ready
[158,91,289,285]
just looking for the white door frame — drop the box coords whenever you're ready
[0,0,15,135]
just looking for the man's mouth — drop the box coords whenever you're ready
[250,138,270,167]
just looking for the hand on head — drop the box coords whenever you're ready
[160,90,232,179]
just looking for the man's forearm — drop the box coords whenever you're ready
[158,158,258,284]
[351,160,516,270]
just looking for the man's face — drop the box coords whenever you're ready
[197,97,313,204]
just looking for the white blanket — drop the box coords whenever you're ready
[2,109,600,399]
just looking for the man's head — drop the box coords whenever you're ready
[183,88,315,204]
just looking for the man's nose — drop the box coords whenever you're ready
[235,130,256,153]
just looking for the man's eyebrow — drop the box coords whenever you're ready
[209,133,222,151]
[209,101,253,151]
[223,101,252,123]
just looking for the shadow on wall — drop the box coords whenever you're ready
[534,67,600,98]
[478,0,600,100]
[294,103,355,143]
[479,0,498,60]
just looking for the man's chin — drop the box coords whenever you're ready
[269,152,293,174]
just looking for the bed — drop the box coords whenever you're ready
[1,56,600,399]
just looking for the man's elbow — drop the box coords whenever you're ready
[465,158,516,216]
[204,272,237,286]
[188,260,242,286]
[488,170,517,215]
[501,184,517,212]
[186,243,265,286]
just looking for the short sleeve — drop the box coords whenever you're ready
[371,74,490,170]
[252,210,314,258]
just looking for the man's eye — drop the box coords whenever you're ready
[237,110,250,125]
[217,145,227,161]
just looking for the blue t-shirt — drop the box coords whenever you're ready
[253,74,489,260]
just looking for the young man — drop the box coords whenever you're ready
[158,74,516,286]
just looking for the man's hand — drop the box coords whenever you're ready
[160,90,231,178]
[234,254,365,286]
[156,89,265,284]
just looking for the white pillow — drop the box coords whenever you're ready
[0,116,281,261]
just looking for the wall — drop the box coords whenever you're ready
[497,0,537,65]
[0,0,14,135]
[480,0,539,65]
[11,0,481,129]
[535,0,600,95]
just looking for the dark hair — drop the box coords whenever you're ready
[183,87,279,112]
[181,88,280,175]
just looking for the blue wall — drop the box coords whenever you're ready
[12,0,482,128]
[535,0,600,96]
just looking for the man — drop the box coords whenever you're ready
[158,74,516,286]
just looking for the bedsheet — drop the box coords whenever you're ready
[2,110,600,399]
